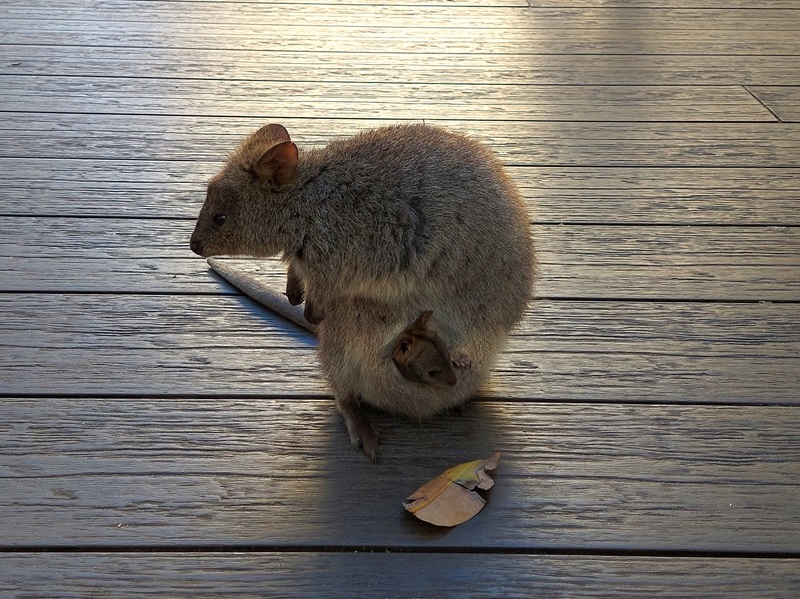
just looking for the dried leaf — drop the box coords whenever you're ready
[403,452,500,527]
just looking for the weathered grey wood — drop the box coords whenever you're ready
[517,167,800,225]
[3,159,799,226]
[6,4,800,31]
[1,553,798,599]
[139,0,800,6]
[4,254,800,300]
[0,77,775,122]
[1,293,798,401]
[3,218,798,300]
[526,0,800,6]
[748,86,800,122]
[8,218,800,264]
[4,292,798,359]
[4,33,798,61]
[1,399,798,550]
[9,255,797,301]
[4,47,798,85]
[1,0,799,591]
[3,32,796,63]
[3,113,800,168]
[8,0,800,16]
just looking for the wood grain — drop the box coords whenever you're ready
[1,293,797,401]
[3,159,800,225]
[6,4,800,31]
[1,399,798,550]
[1,553,798,598]
[6,253,795,300]
[527,0,800,6]
[0,77,775,122]
[3,34,796,60]
[748,86,800,123]
[1,0,799,590]
[3,48,798,85]
[3,218,798,300]
[3,113,800,168]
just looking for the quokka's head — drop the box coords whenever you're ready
[190,123,299,258]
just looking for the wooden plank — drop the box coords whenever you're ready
[0,77,773,122]
[2,29,796,56]
[526,0,800,6]
[4,30,796,60]
[1,553,798,598]
[4,293,797,359]
[748,86,800,123]
[153,0,793,5]
[147,0,533,4]
[2,217,798,300]
[2,113,799,168]
[120,0,800,6]
[3,47,798,85]
[520,167,800,225]
[1,399,798,550]
[206,253,800,302]
[3,160,800,226]
[5,4,800,31]
[5,254,800,301]
[534,225,800,301]
[1,217,792,265]
[1,294,798,401]
[1,0,797,591]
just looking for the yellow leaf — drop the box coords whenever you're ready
[403,452,500,527]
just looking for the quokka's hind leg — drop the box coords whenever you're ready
[336,392,381,463]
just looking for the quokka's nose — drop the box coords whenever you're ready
[190,238,203,255]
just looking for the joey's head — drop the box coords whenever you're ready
[392,311,458,388]
[190,124,302,258]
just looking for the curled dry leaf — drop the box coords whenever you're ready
[403,452,500,527]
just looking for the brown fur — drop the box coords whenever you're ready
[206,258,455,390]
[392,311,457,388]
[191,123,535,460]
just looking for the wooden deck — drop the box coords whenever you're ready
[1,0,799,596]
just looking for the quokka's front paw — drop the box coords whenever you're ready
[286,286,304,306]
[285,262,305,305]
[303,301,324,325]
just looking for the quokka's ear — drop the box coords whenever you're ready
[254,141,299,188]
[254,123,291,143]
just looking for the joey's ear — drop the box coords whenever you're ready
[410,310,434,332]
[254,141,299,188]
[254,123,291,143]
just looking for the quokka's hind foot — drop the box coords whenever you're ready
[337,393,381,463]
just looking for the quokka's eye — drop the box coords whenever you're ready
[213,213,227,225]
[428,370,440,377]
